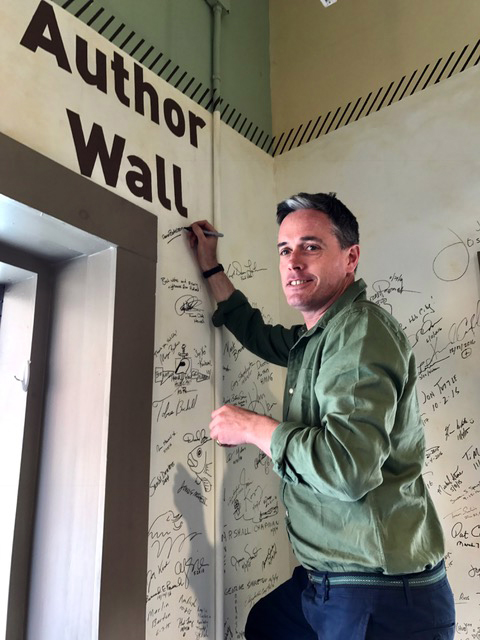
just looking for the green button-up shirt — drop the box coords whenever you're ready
[213,279,445,574]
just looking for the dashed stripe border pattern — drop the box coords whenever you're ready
[272,39,480,156]
[58,1,478,157]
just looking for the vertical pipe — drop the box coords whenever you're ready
[212,3,222,110]
[212,109,224,640]
[204,3,227,638]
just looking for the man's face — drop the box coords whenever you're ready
[277,209,359,328]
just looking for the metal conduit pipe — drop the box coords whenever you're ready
[202,3,230,639]
[204,0,230,110]
[212,3,222,107]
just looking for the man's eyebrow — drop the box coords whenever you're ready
[300,235,325,244]
[277,235,325,248]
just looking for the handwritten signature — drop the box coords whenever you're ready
[432,226,480,282]
[175,555,209,588]
[370,276,420,314]
[184,428,209,444]
[228,468,279,523]
[153,392,199,421]
[148,511,202,561]
[451,521,480,542]
[262,543,278,570]
[415,300,479,378]
[230,544,262,572]
[248,382,278,417]
[175,295,204,319]
[225,260,267,281]
[254,451,271,474]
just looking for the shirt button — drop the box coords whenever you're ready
[289,388,294,395]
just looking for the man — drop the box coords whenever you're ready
[187,192,455,640]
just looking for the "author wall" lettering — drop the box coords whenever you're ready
[20,0,208,217]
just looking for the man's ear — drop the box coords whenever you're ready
[346,245,360,273]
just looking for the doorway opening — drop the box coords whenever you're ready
[0,133,157,640]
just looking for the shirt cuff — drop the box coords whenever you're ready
[212,289,248,327]
[270,421,300,484]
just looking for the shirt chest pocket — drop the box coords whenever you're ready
[284,366,319,426]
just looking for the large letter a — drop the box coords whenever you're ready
[20,1,72,73]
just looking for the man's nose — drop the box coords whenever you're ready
[288,248,304,270]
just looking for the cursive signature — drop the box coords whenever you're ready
[175,294,204,319]
[175,555,209,588]
[225,259,267,281]
[148,511,201,560]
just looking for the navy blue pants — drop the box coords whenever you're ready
[245,564,455,640]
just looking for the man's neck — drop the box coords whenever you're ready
[302,277,355,329]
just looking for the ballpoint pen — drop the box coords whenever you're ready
[183,226,224,237]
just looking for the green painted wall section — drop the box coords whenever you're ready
[54,0,272,146]
[221,1,271,144]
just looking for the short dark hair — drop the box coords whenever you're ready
[276,192,359,249]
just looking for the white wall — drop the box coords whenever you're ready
[275,65,480,638]
[2,2,480,638]
[215,122,294,638]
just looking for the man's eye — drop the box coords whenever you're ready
[306,244,319,251]
[279,248,290,256]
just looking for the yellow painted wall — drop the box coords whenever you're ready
[270,0,480,139]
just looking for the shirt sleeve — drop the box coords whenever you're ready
[270,304,411,502]
[212,289,300,367]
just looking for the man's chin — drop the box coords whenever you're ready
[286,295,309,312]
